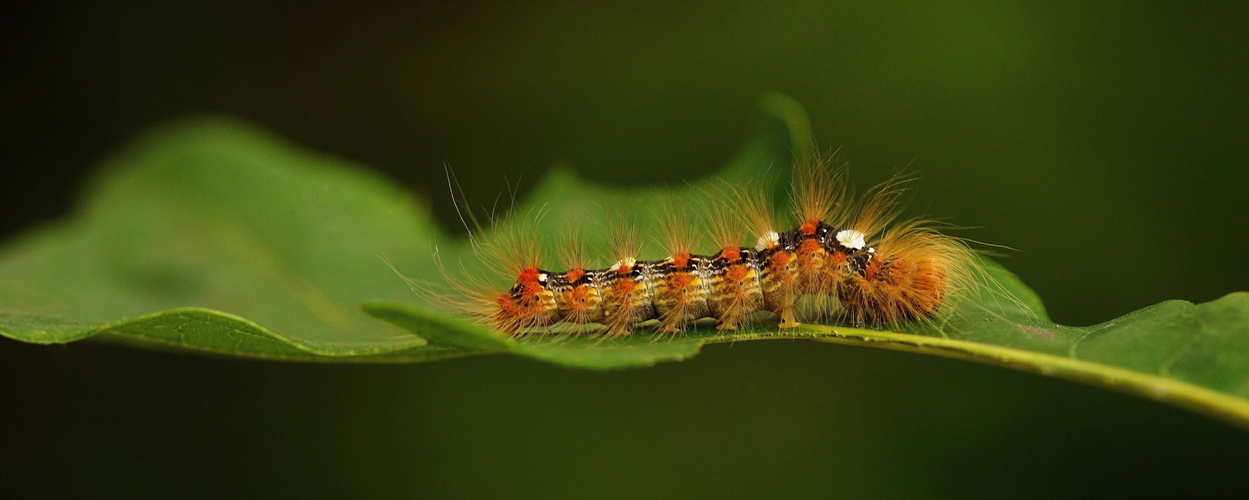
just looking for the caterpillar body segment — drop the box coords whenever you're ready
[705,246,765,331]
[599,258,655,336]
[651,252,712,334]
[757,246,800,330]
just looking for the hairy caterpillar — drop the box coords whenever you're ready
[430,151,982,337]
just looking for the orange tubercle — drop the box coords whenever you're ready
[570,285,591,304]
[672,250,691,270]
[496,294,515,313]
[800,218,820,235]
[614,278,636,295]
[671,272,694,288]
[518,266,540,283]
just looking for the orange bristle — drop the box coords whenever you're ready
[791,153,849,230]
[423,214,561,336]
[838,220,975,327]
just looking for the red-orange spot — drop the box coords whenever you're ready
[497,294,528,318]
[726,265,748,281]
[672,251,691,270]
[518,266,540,283]
[800,239,819,253]
[722,246,740,262]
[516,267,543,296]
[800,218,820,235]
[565,268,585,283]
[672,272,693,288]
[833,252,846,263]
[770,251,790,267]
[614,278,635,295]
[570,285,592,308]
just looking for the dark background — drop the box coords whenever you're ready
[3,1,1248,498]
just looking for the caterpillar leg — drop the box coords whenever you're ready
[776,307,800,329]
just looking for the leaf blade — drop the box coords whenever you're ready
[1,100,1247,429]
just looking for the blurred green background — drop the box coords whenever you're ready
[2,1,1248,498]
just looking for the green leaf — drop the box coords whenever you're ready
[2,98,1247,430]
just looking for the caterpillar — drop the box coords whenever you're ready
[430,151,982,338]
